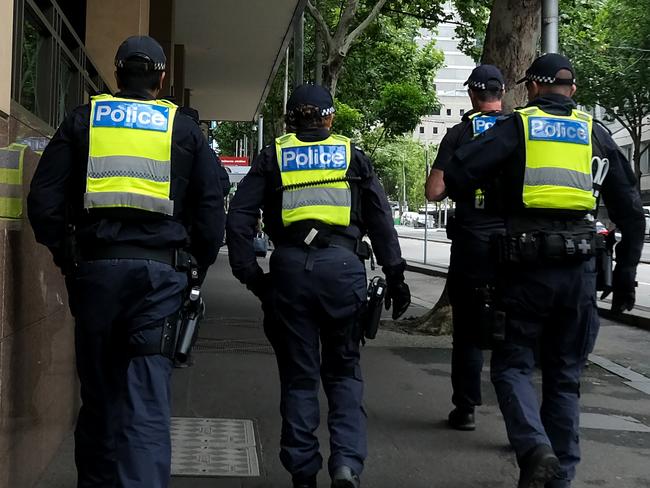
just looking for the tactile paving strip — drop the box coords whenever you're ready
[171,417,260,477]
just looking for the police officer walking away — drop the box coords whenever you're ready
[425,65,505,431]
[226,84,411,488]
[443,54,645,487]
[28,36,224,487]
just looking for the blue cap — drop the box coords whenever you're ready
[286,84,335,117]
[115,36,166,71]
[464,64,505,91]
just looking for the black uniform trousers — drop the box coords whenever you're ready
[66,259,187,488]
[265,245,368,480]
[491,259,599,486]
[447,231,495,412]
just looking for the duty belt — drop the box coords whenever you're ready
[277,229,371,260]
[494,231,600,265]
[80,243,192,270]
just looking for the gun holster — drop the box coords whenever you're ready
[361,276,387,340]
[595,233,613,292]
[476,285,506,350]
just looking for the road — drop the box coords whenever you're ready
[396,226,650,312]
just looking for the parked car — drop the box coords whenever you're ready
[643,207,650,238]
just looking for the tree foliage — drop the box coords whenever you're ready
[561,0,650,185]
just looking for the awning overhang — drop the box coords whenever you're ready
[175,0,306,122]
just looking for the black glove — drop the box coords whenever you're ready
[601,266,636,313]
[246,269,274,310]
[385,276,411,320]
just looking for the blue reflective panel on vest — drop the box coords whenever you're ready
[92,101,170,132]
[528,117,589,145]
[281,144,348,171]
[472,116,497,136]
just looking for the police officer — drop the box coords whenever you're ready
[28,36,224,487]
[442,54,645,487]
[226,84,411,488]
[426,65,506,431]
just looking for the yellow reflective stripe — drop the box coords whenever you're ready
[0,197,22,218]
[86,176,170,200]
[84,192,174,215]
[523,185,595,210]
[282,187,351,210]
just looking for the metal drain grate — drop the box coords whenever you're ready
[171,417,260,477]
[193,338,275,355]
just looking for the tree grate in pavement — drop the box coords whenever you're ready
[171,417,260,477]
[192,338,275,355]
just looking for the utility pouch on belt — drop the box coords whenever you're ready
[494,231,597,265]
[476,286,506,350]
[362,276,387,340]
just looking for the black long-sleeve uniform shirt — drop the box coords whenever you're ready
[28,90,225,270]
[432,109,504,239]
[444,94,645,271]
[226,128,405,285]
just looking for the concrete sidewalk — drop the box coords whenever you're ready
[35,252,650,488]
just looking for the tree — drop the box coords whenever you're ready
[561,0,650,188]
[481,0,541,111]
[372,136,428,211]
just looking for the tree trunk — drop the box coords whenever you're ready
[632,132,642,193]
[481,0,542,112]
[323,54,345,96]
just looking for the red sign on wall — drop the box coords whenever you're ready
[220,156,250,166]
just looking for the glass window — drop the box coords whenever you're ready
[446,109,452,116]
[432,108,440,115]
[419,126,425,134]
[460,109,465,116]
[433,127,438,134]
[19,10,51,121]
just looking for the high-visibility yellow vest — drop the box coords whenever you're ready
[275,133,352,227]
[87,94,178,216]
[468,112,499,209]
[0,143,27,219]
[516,106,595,211]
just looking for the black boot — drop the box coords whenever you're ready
[447,408,476,431]
[331,466,360,488]
[518,444,560,488]
[293,474,317,488]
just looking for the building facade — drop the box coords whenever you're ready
[414,2,476,146]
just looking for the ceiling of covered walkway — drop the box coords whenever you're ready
[175,0,305,121]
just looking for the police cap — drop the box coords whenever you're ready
[286,84,335,117]
[517,53,575,85]
[464,64,505,91]
[115,36,166,71]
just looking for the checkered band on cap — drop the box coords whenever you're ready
[527,74,575,84]
[320,106,336,116]
[468,81,486,90]
[115,59,166,71]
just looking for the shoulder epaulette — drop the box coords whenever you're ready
[276,134,294,144]
[573,109,592,121]
[330,134,351,143]
[593,118,613,135]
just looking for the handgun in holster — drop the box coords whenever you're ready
[362,276,387,340]
[595,231,615,292]
[172,258,206,365]
[476,285,506,350]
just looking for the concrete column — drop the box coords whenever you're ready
[0,0,13,115]
[149,0,175,97]
[86,0,151,93]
